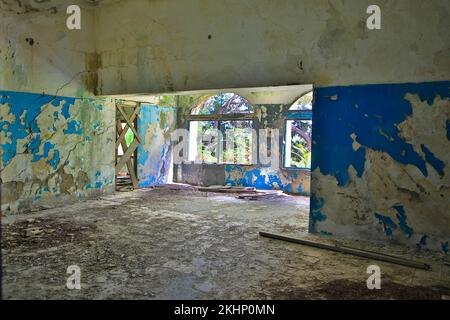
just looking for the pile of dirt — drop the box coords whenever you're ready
[2,217,96,250]
[261,278,445,300]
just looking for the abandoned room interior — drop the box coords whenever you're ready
[0,0,449,301]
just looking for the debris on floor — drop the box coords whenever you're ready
[153,184,198,191]
[257,278,447,300]
[238,190,284,200]
[197,185,257,193]
[2,187,448,300]
[2,217,96,250]
[116,175,134,191]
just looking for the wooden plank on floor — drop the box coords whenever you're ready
[259,231,431,270]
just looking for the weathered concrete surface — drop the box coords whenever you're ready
[3,1,449,96]
[0,0,98,97]
[2,186,449,299]
[179,163,226,187]
[0,91,115,213]
[1,0,449,256]
[111,85,314,106]
[311,81,450,252]
[0,2,115,212]
[95,0,450,95]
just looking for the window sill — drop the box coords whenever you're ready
[282,167,311,172]
[182,162,254,166]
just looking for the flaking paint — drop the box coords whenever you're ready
[0,90,115,213]
[311,81,450,253]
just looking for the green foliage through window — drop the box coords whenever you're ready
[189,93,254,165]
[125,127,134,147]
[191,121,219,163]
[222,120,253,164]
[285,119,312,169]
[191,93,254,115]
[189,120,253,164]
[290,91,313,111]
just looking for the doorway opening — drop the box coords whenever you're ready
[115,101,141,190]
[110,84,313,234]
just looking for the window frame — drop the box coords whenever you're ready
[283,91,313,171]
[187,94,257,165]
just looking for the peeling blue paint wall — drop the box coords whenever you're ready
[310,81,450,253]
[224,165,310,194]
[137,104,177,188]
[0,90,115,213]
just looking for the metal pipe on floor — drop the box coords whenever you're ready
[259,231,431,271]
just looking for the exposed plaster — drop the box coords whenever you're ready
[311,81,450,253]
[0,90,115,213]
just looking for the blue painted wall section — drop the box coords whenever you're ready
[309,195,328,234]
[447,120,450,141]
[310,81,450,253]
[0,90,115,213]
[224,165,310,194]
[137,104,177,188]
[0,92,74,167]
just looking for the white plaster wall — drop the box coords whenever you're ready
[2,1,448,96]
[95,0,450,95]
[111,84,313,105]
[0,0,97,97]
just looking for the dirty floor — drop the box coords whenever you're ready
[2,185,450,300]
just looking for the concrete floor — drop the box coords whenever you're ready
[2,185,450,300]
